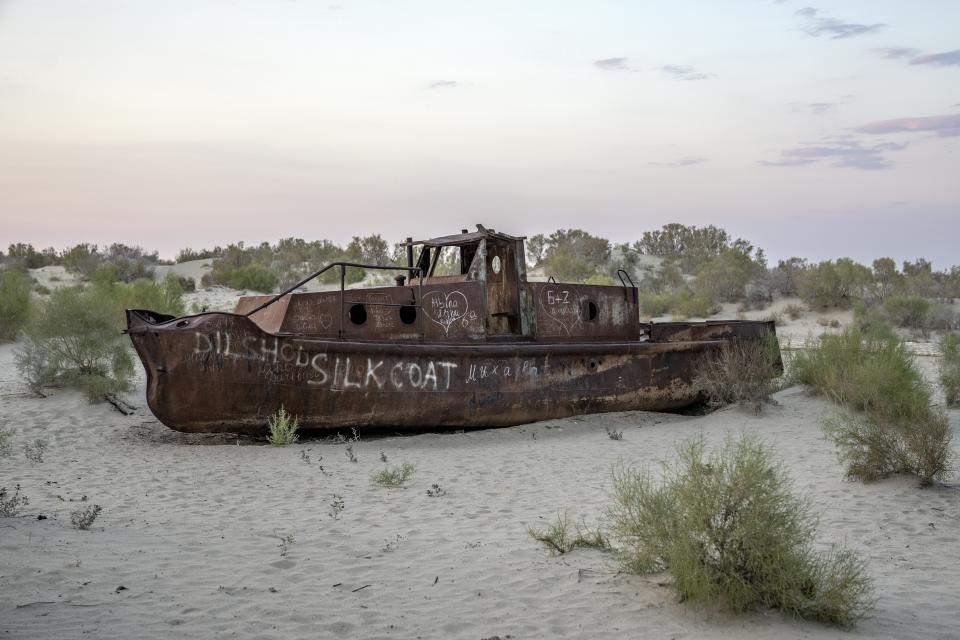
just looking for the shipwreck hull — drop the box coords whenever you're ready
[126,310,760,435]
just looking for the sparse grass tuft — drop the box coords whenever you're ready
[0,484,29,517]
[266,406,298,446]
[23,439,48,463]
[0,428,13,457]
[528,511,574,554]
[605,427,623,441]
[694,335,782,413]
[608,435,874,627]
[528,511,610,554]
[70,504,102,529]
[372,462,415,488]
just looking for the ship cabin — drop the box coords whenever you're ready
[234,225,642,344]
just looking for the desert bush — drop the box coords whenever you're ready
[693,249,766,303]
[266,406,299,445]
[784,303,805,320]
[791,327,953,485]
[798,259,872,309]
[15,286,135,400]
[605,426,623,441]
[426,483,446,497]
[372,462,415,487]
[882,296,930,329]
[694,336,782,412]
[639,289,717,319]
[0,268,33,341]
[226,263,278,293]
[823,409,952,486]
[0,485,29,517]
[70,504,102,530]
[791,328,927,421]
[608,435,873,626]
[940,333,960,406]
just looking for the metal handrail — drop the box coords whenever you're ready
[243,262,425,341]
[616,269,635,289]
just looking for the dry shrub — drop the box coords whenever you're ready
[694,336,782,412]
[608,435,873,627]
[784,303,805,320]
[823,409,951,486]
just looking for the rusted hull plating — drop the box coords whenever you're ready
[126,310,778,435]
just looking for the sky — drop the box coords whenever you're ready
[0,0,957,266]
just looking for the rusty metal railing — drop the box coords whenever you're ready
[242,262,425,341]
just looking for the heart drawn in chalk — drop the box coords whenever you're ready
[424,290,469,335]
[539,286,581,335]
[318,313,334,330]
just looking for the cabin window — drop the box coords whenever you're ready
[490,255,502,274]
[582,300,599,322]
[348,304,367,325]
[399,305,417,325]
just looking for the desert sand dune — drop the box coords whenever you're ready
[1,339,958,640]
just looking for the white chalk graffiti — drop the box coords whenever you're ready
[539,285,581,335]
[192,331,458,391]
[424,290,469,335]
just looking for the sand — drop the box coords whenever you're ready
[1,288,959,639]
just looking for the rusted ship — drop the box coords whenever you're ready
[126,226,779,434]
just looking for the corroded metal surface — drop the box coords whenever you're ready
[127,309,777,435]
[126,226,780,435]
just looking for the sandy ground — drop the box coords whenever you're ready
[1,329,958,639]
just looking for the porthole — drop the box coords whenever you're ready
[491,255,502,274]
[348,304,367,325]
[582,300,599,321]
[399,305,417,325]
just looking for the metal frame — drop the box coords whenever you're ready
[242,261,425,342]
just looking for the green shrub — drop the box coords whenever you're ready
[940,333,960,406]
[0,269,32,341]
[608,435,873,627]
[790,327,928,422]
[639,289,718,319]
[791,327,953,485]
[372,462,415,487]
[694,336,782,412]
[266,406,299,445]
[227,264,278,292]
[14,286,134,400]
[798,259,872,310]
[882,296,930,329]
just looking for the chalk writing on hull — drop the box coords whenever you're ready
[191,331,458,391]
[424,290,469,335]
[539,285,581,335]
